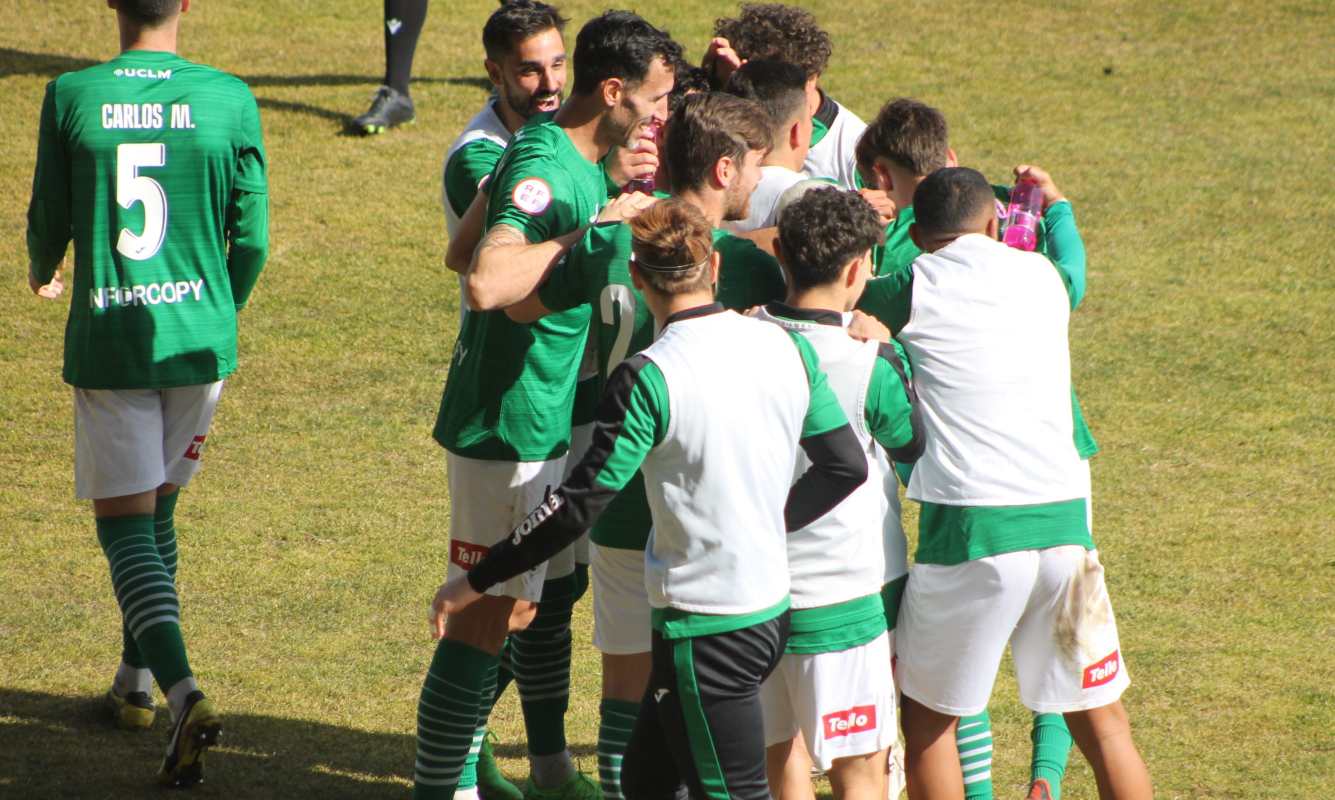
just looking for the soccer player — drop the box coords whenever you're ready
[429,197,868,800]
[417,12,678,800]
[706,3,866,190]
[753,187,921,800]
[24,0,268,787]
[491,90,783,799]
[352,0,429,134]
[855,98,1095,800]
[884,168,1152,800]
[722,60,814,233]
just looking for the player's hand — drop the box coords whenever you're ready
[428,576,483,639]
[605,136,659,187]
[597,191,658,224]
[858,188,898,226]
[847,310,891,343]
[29,269,64,299]
[1013,164,1066,211]
[702,37,744,86]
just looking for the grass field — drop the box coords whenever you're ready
[2,1,1333,797]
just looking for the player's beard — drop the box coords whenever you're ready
[722,180,751,222]
[502,83,562,119]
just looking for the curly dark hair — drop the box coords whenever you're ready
[572,10,683,96]
[777,188,884,290]
[482,0,568,62]
[713,3,832,78]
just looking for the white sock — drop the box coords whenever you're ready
[529,750,575,788]
[453,788,479,800]
[165,676,200,721]
[114,661,153,695]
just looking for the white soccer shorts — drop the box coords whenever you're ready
[760,631,896,769]
[74,382,223,500]
[444,451,566,602]
[896,545,1130,717]
[589,542,651,655]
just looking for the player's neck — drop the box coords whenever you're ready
[673,189,725,229]
[652,291,717,326]
[119,21,179,54]
[762,143,803,173]
[554,95,612,164]
[784,286,851,315]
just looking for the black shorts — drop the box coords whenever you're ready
[621,611,789,800]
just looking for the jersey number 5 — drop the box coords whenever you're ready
[116,142,168,261]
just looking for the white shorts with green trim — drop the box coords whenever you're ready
[74,382,223,500]
[759,631,896,769]
[444,451,566,601]
[567,423,594,567]
[896,545,1129,717]
[590,542,651,655]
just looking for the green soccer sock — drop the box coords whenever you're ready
[120,491,181,671]
[597,698,639,800]
[457,658,499,790]
[957,710,995,799]
[1030,713,1073,799]
[511,573,577,761]
[415,640,496,799]
[98,515,193,693]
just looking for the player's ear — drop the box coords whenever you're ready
[484,59,503,88]
[908,222,924,251]
[985,213,1000,240]
[945,147,958,168]
[788,120,801,151]
[629,257,645,290]
[601,77,624,110]
[714,155,733,190]
[708,250,722,285]
[875,161,893,194]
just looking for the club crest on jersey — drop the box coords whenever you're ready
[1082,650,1121,688]
[822,705,876,739]
[512,178,552,215]
[451,541,490,570]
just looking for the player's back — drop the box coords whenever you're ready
[35,50,265,389]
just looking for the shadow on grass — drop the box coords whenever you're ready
[0,48,492,127]
[0,687,412,798]
[0,688,599,798]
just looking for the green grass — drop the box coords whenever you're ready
[2,0,1333,796]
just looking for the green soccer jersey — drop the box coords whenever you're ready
[26,49,269,390]
[538,222,787,547]
[860,192,1098,458]
[433,116,607,462]
[444,138,506,222]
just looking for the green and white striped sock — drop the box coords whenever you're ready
[97,515,193,697]
[119,490,181,674]
[958,710,995,799]
[597,698,639,800]
[415,640,494,799]
[511,574,576,764]
[457,658,499,790]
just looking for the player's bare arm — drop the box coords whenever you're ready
[445,186,488,273]
[466,192,657,310]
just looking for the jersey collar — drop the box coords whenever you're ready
[764,301,845,327]
[663,303,725,327]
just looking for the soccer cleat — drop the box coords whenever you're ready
[106,687,156,731]
[521,771,602,800]
[478,732,524,800]
[351,85,415,135]
[158,691,222,788]
[1026,778,1054,800]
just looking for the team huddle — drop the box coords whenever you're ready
[24,1,1152,799]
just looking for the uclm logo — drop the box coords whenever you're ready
[822,705,876,739]
[1082,650,1121,688]
[114,68,173,79]
[451,541,490,569]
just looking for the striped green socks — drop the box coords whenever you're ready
[597,698,639,799]
[97,514,193,695]
[415,640,495,799]
[120,490,180,672]
[511,574,577,759]
[1030,713,1073,799]
[957,710,995,799]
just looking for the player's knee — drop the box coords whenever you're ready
[507,600,538,632]
[601,652,651,701]
[443,595,519,652]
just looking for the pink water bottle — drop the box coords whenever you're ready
[1002,179,1044,251]
[622,120,662,194]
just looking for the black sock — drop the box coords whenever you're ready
[383,0,428,94]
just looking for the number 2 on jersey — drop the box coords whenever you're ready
[116,142,168,261]
[599,284,636,375]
